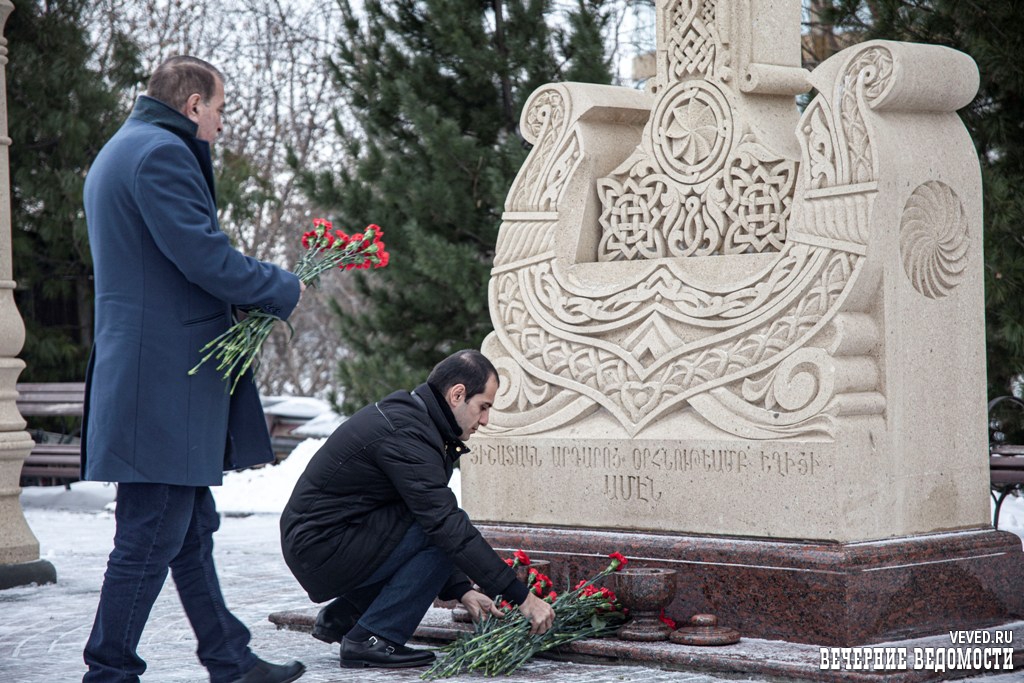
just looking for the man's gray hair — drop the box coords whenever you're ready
[147,56,225,113]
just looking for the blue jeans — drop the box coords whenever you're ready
[83,484,258,682]
[354,522,453,645]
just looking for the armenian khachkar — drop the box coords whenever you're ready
[464,0,1022,645]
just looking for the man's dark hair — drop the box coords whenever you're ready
[147,56,225,112]
[427,350,498,400]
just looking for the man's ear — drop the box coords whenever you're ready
[184,93,202,122]
[446,383,467,409]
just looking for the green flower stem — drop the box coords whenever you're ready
[189,237,383,393]
[422,564,626,680]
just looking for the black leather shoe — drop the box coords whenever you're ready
[312,596,362,644]
[340,635,435,669]
[229,657,305,683]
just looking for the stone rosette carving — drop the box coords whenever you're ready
[899,180,969,299]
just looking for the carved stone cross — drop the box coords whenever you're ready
[598,0,808,261]
[471,0,985,545]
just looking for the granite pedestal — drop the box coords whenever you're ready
[478,524,1024,646]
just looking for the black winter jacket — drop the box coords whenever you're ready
[280,383,527,605]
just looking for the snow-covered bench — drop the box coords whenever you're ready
[16,382,85,486]
[988,395,1024,529]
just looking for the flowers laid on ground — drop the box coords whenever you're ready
[189,219,388,392]
[423,550,629,679]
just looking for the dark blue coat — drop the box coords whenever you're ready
[81,96,301,486]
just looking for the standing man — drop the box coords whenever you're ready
[280,350,554,669]
[81,56,305,683]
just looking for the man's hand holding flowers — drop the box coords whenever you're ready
[424,550,628,678]
[459,589,504,622]
[189,218,388,392]
[518,592,555,635]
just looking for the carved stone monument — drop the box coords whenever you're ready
[0,0,56,590]
[464,0,1023,645]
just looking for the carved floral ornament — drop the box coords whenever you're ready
[899,181,969,299]
[485,28,973,438]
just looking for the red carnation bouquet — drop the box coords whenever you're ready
[189,219,388,392]
[424,550,629,678]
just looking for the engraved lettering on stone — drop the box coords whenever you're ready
[760,450,821,477]
[899,180,969,299]
[475,443,543,468]
[604,474,663,502]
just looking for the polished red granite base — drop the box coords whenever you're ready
[476,524,1024,646]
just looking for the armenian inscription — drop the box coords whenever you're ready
[469,439,826,507]
[471,441,822,477]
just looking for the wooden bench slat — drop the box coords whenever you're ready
[990,444,1024,456]
[990,455,1024,469]
[15,382,86,486]
[18,391,85,400]
[18,393,85,402]
[17,404,85,417]
[27,443,80,455]
[19,407,84,417]
[23,454,82,466]
[21,468,80,479]
[991,471,1024,486]
[16,382,86,391]
[16,382,86,420]
[986,395,1024,529]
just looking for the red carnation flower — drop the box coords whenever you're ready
[192,216,389,395]
[608,552,628,571]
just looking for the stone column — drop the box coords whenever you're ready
[0,0,56,590]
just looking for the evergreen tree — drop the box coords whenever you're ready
[821,1,1024,397]
[299,0,616,411]
[7,0,142,382]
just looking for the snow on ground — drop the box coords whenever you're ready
[261,396,332,420]
[215,438,324,514]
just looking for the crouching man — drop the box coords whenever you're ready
[280,350,554,669]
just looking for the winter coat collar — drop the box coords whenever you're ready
[130,95,200,138]
[412,382,468,461]
[128,95,216,199]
